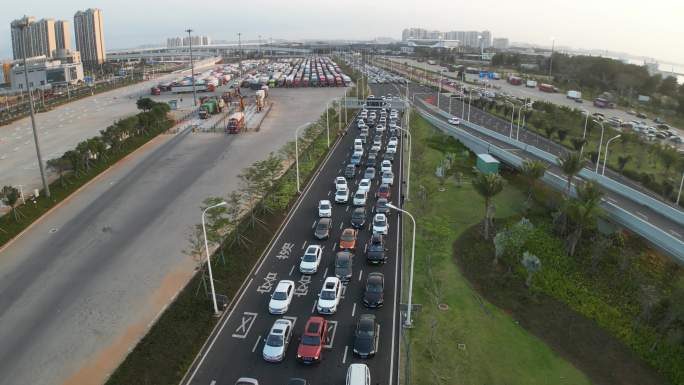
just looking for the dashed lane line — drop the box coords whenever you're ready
[251,335,261,353]
[342,345,349,364]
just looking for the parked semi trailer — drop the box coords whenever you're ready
[226,112,246,134]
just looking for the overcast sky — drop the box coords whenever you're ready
[2,0,683,65]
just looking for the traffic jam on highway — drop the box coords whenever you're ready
[186,96,405,385]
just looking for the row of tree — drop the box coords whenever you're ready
[45,99,171,190]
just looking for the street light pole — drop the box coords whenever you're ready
[396,124,412,201]
[549,38,555,77]
[580,111,589,157]
[505,101,515,137]
[202,201,227,316]
[467,89,474,122]
[437,73,442,108]
[294,122,310,193]
[602,134,621,175]
[594,120,606,173]
[186,28,197,107]
[387,203,416,328]
[677,172,684,205]
[19,17,50,198]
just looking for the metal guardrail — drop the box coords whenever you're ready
[414,105,684,263]
[416,99,684,227]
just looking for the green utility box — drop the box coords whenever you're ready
[476,153,500,174]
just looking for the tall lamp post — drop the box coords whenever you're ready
[602,135,621,175]
[294,122,311,193]
[580,110,590,157]
[387,203,416,328]
[202,201,227,316]
[396,124,412,201]
[593,120,606,173]
[18,17,50,198]
[185,28,197,107]
[505,101,516,137]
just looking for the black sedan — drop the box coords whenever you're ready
[351,207,367,229]
[314,218,332,240]
[374,198,391,216]
[353,314,379,358]
[366,234,387,264]
[363,272,384,308]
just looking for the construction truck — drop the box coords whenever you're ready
[199,99,217,119]
[226,112,246,134]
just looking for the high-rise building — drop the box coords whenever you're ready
[10,16,58,60]
[54,20,71,51]
[74,8,106,66]
[480,30,492,49]
[492,38,509,50]
[167,37,182,48]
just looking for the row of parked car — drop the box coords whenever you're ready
[247,105,401,385]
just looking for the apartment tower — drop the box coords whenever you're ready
[74,8,106,66]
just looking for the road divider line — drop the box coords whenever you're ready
[251,335,261,353]
[311,300,317,314]
[358,270,363,281]
[352,303,356,317]
[301,241,307,250]
[339,222,344,230]
[342,345,349,364]
[289,265,295,276]
[311,220,316,229]
[322,267,328,277]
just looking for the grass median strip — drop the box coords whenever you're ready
[400,112,592,385]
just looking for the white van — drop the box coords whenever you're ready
[354,139,363,152]
[346,363,370,385]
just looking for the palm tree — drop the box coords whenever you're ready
[472,173,504,240]
[565,180,603,256]
[520,160,547,206]
[557,152,585,198]
[571,138,587,152]
[46,157,72,187]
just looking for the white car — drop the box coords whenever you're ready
[317,277,342,314]
[388,136,398,146]
[300,245,323,274]
[386,143,397,154]
[269,280,295,314]
[382,171,394,185]
[353,190,368,206]
[448,117,461,125]
[262,319,293,362]
[318,199,332,218]
[335,176,348,192]
[381,160,392,173]
[373,213,388,235]
[371,143,381,152]
[357,178,371,193]
[375,125,385,133]
[335,188,349,204]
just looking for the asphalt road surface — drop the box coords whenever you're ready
[374,81,683,247]
[0,58,217,192]
[0,87,346,385]
[184,107,404,385]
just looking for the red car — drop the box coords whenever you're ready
[297,316,327,364]
[339,228,358,250]
[376,183,391,200]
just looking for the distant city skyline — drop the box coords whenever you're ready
[2,0,683,66]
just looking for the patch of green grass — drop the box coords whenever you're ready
[401,112,592,385]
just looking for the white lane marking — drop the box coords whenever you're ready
[322,267,328,277]
[342,345,349,364]
[352,303,357,317]
[311,299,317,314]
[301,241,308,250]
[376,324,381,353]
[346,205,350,212]
[338,167,342,173]
[312,220,317,229]
[252,335,261,353]
[339,221,344,230]
[328,190,332,196]
[332,242,337,250]
[636,211,648,220]
[669,230,682,238]
[210,381,216,385]
[324,321,338,349]
[289,265,295,276]
[232,311,258,339]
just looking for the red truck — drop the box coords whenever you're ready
[226,112,245,134]
[538,83,555,93]
[150,87,161,96]
[507,76,522,85]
